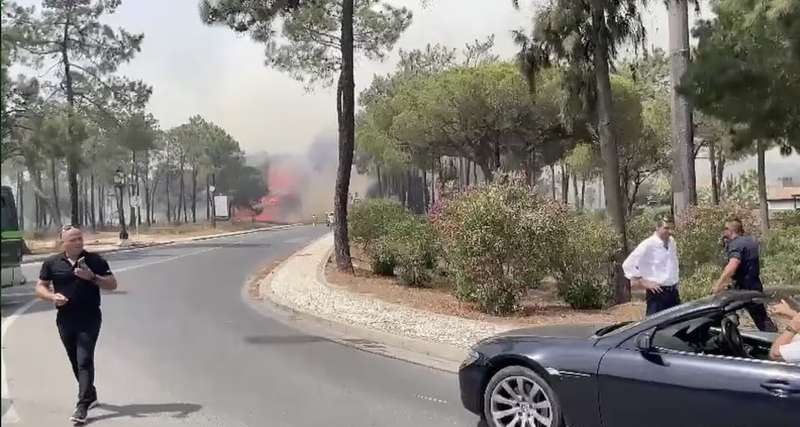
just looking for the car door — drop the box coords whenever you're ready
[597,332,800,427]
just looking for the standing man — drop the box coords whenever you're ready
[712,218,777,332]
[622,218,681,315]
[35,226,117,425]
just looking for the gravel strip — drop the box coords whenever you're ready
[268,235,515,349]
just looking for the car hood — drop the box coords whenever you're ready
[494,324,602,340]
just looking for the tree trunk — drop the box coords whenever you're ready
[89,174,96,231]
[572,173,579,209]
[376,164,383,197]
[717,155,726,201]
[757,139,769,233]
[668,0,696,215]
[166,170,172,223]
[98,184,105,228]
[16,171,24,231]
[591,0,629,304]
[580,178,586,210]
[473,160,478,184]
[560,162,569,203]
[206,174,211,221]
[550,163,556,200]
[465,160,471,187]
[50,158,62,227]
[333,0,355,273]
[493,140,501,171]
[191,168,198,223]
[179,159,187,223]
[709,140,719,205]
[478,161,493,184]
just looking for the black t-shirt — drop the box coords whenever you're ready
[725,235,762,291]
[39,250,111,320]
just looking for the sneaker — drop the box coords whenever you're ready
[70,405,87,425]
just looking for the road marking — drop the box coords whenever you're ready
[1,298,37,424]
[0,244,218,424]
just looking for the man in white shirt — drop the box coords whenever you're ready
[770,299,800,363]
[622,218,680,316]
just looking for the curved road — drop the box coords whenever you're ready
[1,226,480,427]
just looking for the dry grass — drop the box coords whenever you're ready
[326,246,647,328]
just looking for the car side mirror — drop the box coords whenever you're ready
[636,333,652,351]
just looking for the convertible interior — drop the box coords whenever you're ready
[651,303,777,361]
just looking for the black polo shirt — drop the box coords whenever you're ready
[39,250,111,321]
[725,235,763,291]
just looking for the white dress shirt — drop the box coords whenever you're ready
[622,233,680,287]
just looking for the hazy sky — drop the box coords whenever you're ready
[15,0,799,182]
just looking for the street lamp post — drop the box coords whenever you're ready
[209,184,216,229]
[113,168,129,243]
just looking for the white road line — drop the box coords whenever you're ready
[1,298,36,424]
[0,244,218,424]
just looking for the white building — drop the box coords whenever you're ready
[767,186,800,212]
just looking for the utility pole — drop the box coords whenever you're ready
[668,0,696,215]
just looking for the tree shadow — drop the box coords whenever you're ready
[88,402,202,424]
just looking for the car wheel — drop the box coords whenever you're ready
[483,365,562,427]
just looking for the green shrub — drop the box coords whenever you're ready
[627,207,672,246]
[551,214,617,309]
[434,177,568,315]
[386,218,438,287]
[349,199,410,248]
[681,263,719,301]
[762,226,800,287]
[675,204,758,276]
[773,210,800,228]
[367,237,397,276]
[561,279,610,310]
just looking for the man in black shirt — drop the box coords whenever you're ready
[35,226,118,425]
[712,218,777,332]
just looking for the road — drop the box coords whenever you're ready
[1,226,480,427]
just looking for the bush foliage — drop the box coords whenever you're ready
[433,178,569,315]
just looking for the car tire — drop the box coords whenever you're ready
[483,365,563,427]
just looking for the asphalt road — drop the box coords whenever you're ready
[1,226,480,427]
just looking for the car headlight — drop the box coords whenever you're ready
[460,349,482,369]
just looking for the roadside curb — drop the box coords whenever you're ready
[22,224,300,266]
[250,236,467,373]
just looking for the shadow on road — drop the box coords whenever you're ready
[88,402,202,424]
[244,335,328,345]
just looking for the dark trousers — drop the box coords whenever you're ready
[57,316,101,407]
[646,286,681,316]
[745,303,778,332]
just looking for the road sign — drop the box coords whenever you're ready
[214,195,229,219]
[130,195,141,208]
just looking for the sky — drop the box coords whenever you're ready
[12,0,800,185]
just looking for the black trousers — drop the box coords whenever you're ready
[57,315,101,406]
[745,303,778,332]
[646,286,681,316]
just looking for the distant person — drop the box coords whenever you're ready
[312,214,318,226]
[327,212,335,228]
[35,226,118,425]
[769,299,800,363]
[622,218,680,315]
[713,218,777,332]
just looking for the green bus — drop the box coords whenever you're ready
[1,185,26,287]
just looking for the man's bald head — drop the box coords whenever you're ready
[61,226,84,256]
